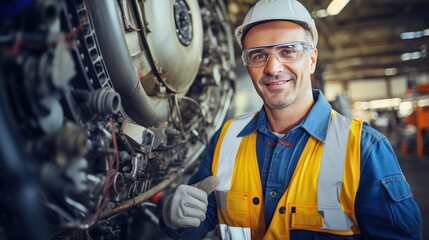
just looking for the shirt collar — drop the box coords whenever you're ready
[301,90,332,142]
[237,89,332,142]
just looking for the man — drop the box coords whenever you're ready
[160,0,422,239]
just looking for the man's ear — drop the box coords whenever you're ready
[309,48,318,74]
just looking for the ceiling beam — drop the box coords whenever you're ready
[318,37,429,63]
[322,59,429,82]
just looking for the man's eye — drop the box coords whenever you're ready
[250,52,268,61]
[279,48,296,56]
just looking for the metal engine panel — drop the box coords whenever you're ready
[0,0,235,239]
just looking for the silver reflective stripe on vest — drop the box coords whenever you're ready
[318,113,354,230]
[215,112,255,240]
[219,224,251,240]
[216,190,227,210]
[216,111,255,191]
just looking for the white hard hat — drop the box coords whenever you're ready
[235,0,318,49]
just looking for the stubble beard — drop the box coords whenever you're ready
[259,73,297,109]
[263,86,297,109]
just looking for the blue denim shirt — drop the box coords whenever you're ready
[160,90,422,240]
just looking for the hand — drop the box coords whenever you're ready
[162,176,219,229]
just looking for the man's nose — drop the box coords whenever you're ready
[263,52,284,76]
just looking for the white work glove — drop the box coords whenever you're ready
[162,176,219,230]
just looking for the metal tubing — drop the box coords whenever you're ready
[88,0,169,126]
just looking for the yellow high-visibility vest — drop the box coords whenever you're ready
[212,110,363,240]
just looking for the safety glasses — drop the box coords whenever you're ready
[242,41,314,68]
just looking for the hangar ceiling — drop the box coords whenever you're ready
[225,0,429,86]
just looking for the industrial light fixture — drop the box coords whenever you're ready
[401,49,427,61]
[384,68,397,76]
[400,28,429,40]
[355,98,402,111]
[327,0,350,15]
[313,0,350,18]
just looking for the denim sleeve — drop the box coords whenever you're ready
[159,130,221,239]
[356,125,422,239]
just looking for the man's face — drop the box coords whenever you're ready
[243,21,318,110]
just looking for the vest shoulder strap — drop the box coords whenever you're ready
[216,111,256,191]
[318,112,353,230]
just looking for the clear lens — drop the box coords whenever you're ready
[242,41,313,67]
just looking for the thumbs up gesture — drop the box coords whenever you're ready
[162,176,219,229]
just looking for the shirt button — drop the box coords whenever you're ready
[252,197,260,205]
[279,207,286,214]
[269,190,277,198]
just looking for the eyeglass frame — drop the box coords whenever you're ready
[241,41,315,68]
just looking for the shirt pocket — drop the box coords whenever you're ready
[381,174,421,233]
